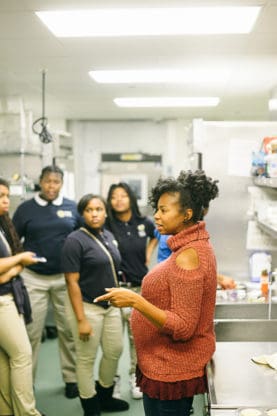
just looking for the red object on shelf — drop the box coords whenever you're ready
[261,136,277,154]
[260,269,269,297]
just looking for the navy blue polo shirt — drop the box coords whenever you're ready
[61,226,121,306]
[12,193,81,275]
[105,215,155,286]
[0,230,12,295]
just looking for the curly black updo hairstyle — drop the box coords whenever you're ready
[149,170,219,223]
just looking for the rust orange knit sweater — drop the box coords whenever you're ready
[131,221,217,382]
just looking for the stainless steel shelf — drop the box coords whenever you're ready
[0,151,41,157]
[253,176,277,188]
[257,220,277,239]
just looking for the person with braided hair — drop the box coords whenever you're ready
[95,170,219,416]
[0,177,45,416]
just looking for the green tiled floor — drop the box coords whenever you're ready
[36,331,205,416]
[35,332,143,415]
[35,250,206,415]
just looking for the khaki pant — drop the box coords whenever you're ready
[65,294,123,399]
[121,286,141,375]
[0,294,41,416]
[22,268,76,383]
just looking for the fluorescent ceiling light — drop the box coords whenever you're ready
[114,97,220,108]
[269,99,277,111]
[89,69,229,84]
[35,7,261,37]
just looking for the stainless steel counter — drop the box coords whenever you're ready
[215,302,277,320]
[207,342,277,415]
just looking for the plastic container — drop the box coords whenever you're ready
[249,252,272,283]
[265,153,277,178]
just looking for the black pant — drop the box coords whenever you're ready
[143,393,193,416]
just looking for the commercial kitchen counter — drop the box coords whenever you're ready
[206,342,277,415]
[215,300,277,320]
[215,282,277,320]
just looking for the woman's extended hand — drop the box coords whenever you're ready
[217,274,236,290]
[94,288,140,308]
[78,318,93,342]
[19,251,41,266]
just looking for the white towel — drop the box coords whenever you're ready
[251,353,277,370]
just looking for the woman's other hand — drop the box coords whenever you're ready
[0,263,24,284]
[78,318,93,342]
[19,251,40,266]
[13,264,23,275]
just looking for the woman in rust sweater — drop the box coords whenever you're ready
[95,170,219,416]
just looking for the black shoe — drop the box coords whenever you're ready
[96,381,129,412]
[65,382,79,399]
[46,326,58,339]
[80,396,101,416]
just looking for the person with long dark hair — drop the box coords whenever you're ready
[96,170,219,416]
[105,182,157,399]
[0,177,45,416]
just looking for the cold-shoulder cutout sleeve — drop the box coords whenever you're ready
[176,247,199,270]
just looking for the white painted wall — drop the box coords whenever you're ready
[69,119,191,200]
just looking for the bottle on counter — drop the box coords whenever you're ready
[260,269,269,297]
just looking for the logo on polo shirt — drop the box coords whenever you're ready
[57,210,73,218]
[137,224,146,237]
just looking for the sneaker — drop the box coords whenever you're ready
[113,375,121,399]
[65,382,79,399]
[46,326,58,339]
[130,373,142,399]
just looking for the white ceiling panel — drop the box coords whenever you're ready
[0,1,276,121]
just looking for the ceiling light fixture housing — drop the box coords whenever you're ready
[114,97,220,108]
[89,69,229,84]
[36,7,261,37]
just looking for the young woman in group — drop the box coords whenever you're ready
[0,177,45,416]
[61,194,129,416]
[95,170,219,416]
[105,182,157,398]
[13,165,80,399]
